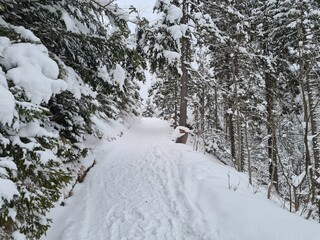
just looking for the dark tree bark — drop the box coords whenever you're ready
[178,0,189,128]
[266,72,279,195]
[176,0,190,144]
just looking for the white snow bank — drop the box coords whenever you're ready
[168,24,188,40]
[12,231,26,240]
[95,63,127,91]
[61,11,90,34]
[166,4,183,23]
[97,65,112,85]
[1,41,67,104]
[0,157,17,171]
[36,150,60,165]
[13,26,40,42]
[111,64,126,91]
[2,43,59,79]
[0,40,16,125]
[0,179,19,205]
[179,144,320,240]
[0,36,11,54]
[62,12,77,32]
[64,66,96,99]
[0,84,15,125]
[0,67,8,89]
[0,67,7,88]
[19,121,59,138]
[163,50,180,62]
[53,57,96,99]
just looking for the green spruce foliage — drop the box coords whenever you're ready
[140,0,320,221]
[0,0,144,238]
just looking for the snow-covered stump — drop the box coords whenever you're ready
[174,126,190,144]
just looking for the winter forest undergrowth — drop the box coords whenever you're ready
[1,0,320,239]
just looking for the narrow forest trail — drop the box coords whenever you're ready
[44,118,213,240]
[43,118,320,240]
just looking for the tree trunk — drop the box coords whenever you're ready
[266,72,279,195]
[179,54,188,127]
[307,74,320,217]
[233,53,243,172]
[214,85,219,129]
[176,1,190,144]
[174,76,178,127]
[300,76,313,190]
[227,112,236,161]
[244,117,252,185]
[178,0,189,128]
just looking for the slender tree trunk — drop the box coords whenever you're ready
[233,54,243,172]
[298,33,315,211]
[224,50,236,161]
[178,0,189,128]
[262,20,278,196]
[307,75,320,218]
[244,118,252,185]
[228,113,236,161]
[266,72,279,194]
[214,85,219,129]
[174,77,178,127]
[176,0,189,144]
[179,50,188,127]
[296,19,320,218]
[300,78,313,189]
[200,85,205,134]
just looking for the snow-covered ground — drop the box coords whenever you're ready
[43,118,320,240]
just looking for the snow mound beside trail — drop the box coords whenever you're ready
[179,145,320,240]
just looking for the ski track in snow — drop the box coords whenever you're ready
[44,118,320,240]
[44,119,212,240]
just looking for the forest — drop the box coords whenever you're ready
[0,0,320,239]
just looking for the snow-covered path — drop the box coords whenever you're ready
[44,118,320,240]
[44,119,211,239]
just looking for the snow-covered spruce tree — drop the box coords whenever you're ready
[138,0,220,143]
[3,0,144,123]
[138,0,193,130]
[146,68,181,126]
[268,0,320,218]
[244,0,281,195]
[142,99,156,118]
[188,47,211,149]
[139,0,320,221]
[0,22,74,239]
[0,0,145,238]
[188,45,241,166]
[238,0,320,217]
[137,1,183,126]
[197,0,263,172]
[215,0,320,218]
